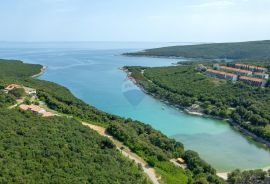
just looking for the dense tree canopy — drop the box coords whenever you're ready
[0,108,149,184]
[0,59,42,78]
[125,40,270,59]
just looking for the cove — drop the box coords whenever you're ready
[0,42,270,172]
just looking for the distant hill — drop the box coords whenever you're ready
[125,40,270,60]
[0,59,42,78]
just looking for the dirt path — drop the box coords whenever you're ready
[82,122,160,184]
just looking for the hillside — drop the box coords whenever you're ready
[0,59,225,183]
[125,40,270,59]
[0,109,149,184]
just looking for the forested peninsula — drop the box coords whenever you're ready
[125,40,270,60]
[0,59,227,184]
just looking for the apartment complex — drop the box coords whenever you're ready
[220,66,252,76]
[205,63,269,87]
[234,64,268,73]
[239,76,267,87]
[206,69,237,81]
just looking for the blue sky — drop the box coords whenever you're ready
[0,0,270,42]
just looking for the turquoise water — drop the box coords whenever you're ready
[0,42,270,172]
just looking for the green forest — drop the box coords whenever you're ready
[1,59,269,183]
[0,59,226,183]
[0,108,149,184]
[125,40,270,59]
[0,59,42,78]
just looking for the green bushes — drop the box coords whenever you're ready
[9,88,25,98]
[0,92,16,107]
[227,169,270,184]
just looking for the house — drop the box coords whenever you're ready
[220,66,252,76]
[239,76,267,87]
[19,104,55,117]
[19,104,45,113]
[206,69,237,82]
[19,104,29,111]
[234,64,268,73]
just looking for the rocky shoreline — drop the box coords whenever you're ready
[32,66,47,78]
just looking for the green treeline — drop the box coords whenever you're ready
[125,40,270,59]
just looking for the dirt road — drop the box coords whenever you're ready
[82,122,160,184]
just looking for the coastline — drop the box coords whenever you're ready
[32,65,47,78]
[123,68,270,150]
[217,165,270,180]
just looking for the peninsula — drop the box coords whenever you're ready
[125,40,270,60]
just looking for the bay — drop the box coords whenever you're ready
[1,42,270,172]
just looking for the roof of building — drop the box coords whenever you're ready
[19,104,29,111]
[19,104,55,117]
[239,76,265,82]
[226,73,237,77]
[42,111,55,117]
[5,84,22,90]
[220,66,251,74]
[207,69,237,77]
[235,63,267,70]
[207,69,226,75]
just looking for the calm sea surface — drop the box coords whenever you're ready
[0,42,270,172]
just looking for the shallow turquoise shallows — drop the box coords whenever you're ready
[1,42,270,172]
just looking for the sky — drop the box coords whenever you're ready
[0,0,270,42]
